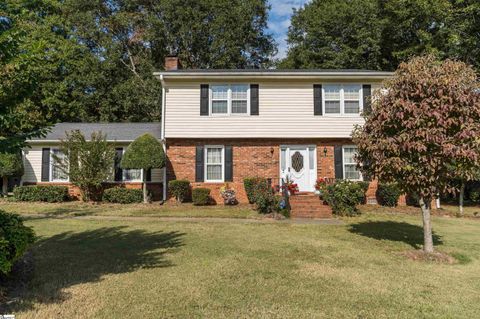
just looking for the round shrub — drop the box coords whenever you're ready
[102,187,143,204]
[13,185,69,202]
[244,177,269,204]
[192,188,211,206]
[168,180,190,203]
[0,211,35,275]
[469,187,480,203]
[321,180,365,216]
[253,183,277,214]
[376,183,402,207]
[405,192,420,207]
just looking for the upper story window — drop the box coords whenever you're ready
[210,84,249,115]
[343,146,362,181]
[324,84,362,115]
[51,149,68,182]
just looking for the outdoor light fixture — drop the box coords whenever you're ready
[323,147,328,157]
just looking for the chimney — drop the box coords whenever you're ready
[165,55,182,71]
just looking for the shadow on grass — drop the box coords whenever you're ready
[1,226,184,313]
[349,221,443,249]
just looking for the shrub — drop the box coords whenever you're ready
[13,185,69,202]
[192,188,211,205]
[102,187,143,204]
[168,180,190,203]
[376,183,402,207]
[357,181,370,204]
[321,180,365,216]
[469,187,480,203]
[244,177,269,204]
[0,211,35,275]
[253,183,277,214]
[406,192,420,207]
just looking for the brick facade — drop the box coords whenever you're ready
[166,138,377,204]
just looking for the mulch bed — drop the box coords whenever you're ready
[401,250,457,264]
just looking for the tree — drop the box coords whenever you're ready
[121,134,165,203]
[55,130,115,202]
[353,55,480,253]
[0,152,23,196]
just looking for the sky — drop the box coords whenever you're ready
[267,0,309,60]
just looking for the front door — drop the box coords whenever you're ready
[280,146,316,192]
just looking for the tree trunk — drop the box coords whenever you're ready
[419,197,434,253]
[143,169,148,204]
[2,176,8,197]
[459,182,465,216]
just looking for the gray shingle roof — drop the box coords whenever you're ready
[30,122,161,141]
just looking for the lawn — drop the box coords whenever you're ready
[1,205,480,318]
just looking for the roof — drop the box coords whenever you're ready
[154,68,394,80]
[30,122,161,142]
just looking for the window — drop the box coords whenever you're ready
[123,168,142,182]
[343,146,362,180]
[205,146,224,182]
[323,84,362,115]
[50,149,68,182]
[210,84,249,115]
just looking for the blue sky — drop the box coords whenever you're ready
[267,0,309,59]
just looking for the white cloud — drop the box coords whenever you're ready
[270,0,307,17]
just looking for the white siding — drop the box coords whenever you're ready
[164,80,383,138]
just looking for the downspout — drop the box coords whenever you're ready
[160,74,167,202]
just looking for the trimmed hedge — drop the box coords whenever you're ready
[321,180,365,216]
[376,183,402,207]
[102,187,143,204]
[244,177,269,204]
[192,188,211,206]
[13,185,69,203]
[169,180,190,203]
[0,211,35,275]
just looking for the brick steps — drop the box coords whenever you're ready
[289,194,333,219]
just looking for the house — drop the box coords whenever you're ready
[155,57,394,214]
[20,123,164,199]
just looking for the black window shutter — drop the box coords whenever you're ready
[41,148,51,182]
[363,84,372,114]
[314,84,323,115]
[334,145,343,179]
[200,84,209,116]
[146,169,152,182]
[114,148,123,182]
[250,84,259,115]
[195,146,204,182]
[224,146,233,182]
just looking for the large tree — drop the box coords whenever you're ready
[353,55,480,253]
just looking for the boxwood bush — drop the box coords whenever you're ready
[321,180,365,216]
[0,211,35,275]
[244,177,269,204]
[168,180,190,203]
[376,183,402,207]
[192,188,211,206]
[102,187,143,204]
[13,185,69,202]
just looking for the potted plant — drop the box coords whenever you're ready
[220,183,238,205]
[315,177,327,196]
[283,177,299,195]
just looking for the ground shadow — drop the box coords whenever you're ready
[349,221,443,249]
[1,226,184,313]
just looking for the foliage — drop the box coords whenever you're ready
[282,177,299,195]
[243,177,269,204]
[0,211,35,275]
[13,185,69,203]
[321,180,365,216]
[102,187,143,204]
[0,152,24,177]
[253,183,277,214]
[168,180,190,203]
[469,187,480,203]
[282,0,480,72]
[192,188,211,206]
[55,130,115,201]
[376,183,402,207]
[405,192,421,207]
[353,55,480,252]
[220,184,238,205]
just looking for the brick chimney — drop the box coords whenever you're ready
[165,55,182,71]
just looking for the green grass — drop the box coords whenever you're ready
[2,205,480,318]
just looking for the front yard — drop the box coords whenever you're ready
[1,202,480,318]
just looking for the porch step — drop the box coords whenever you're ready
[289,194,333,219]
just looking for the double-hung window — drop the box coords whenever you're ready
[205,146,224,182]
[50,149,68,182]
[123,167,142,182]
[323,84,362,115]
[210,84,249,115]
[343,146,362,180]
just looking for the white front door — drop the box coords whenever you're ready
[280,146,316,192]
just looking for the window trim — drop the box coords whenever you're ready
[322,84,363,116]
[342,145,363,181]
[209,84,250,116]
[50,148,69,183]
[204,145,225,183]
